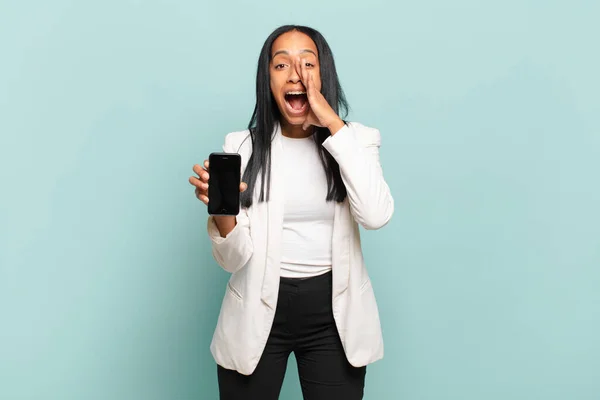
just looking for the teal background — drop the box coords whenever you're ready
[1,0,599,399]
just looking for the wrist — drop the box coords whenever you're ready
[213,215,237,238]
[327,118,345,135]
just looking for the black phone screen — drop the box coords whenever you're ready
[207,153,241,216]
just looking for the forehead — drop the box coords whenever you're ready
[271,31,318,56]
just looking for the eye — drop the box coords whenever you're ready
[274,64,286,70]
[305,62,315,68]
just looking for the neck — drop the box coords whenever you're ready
[280,120,313,138]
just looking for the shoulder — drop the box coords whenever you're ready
[345,121,381,146]
[222,129,252,152]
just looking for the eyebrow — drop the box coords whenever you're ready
[272,49,317,58]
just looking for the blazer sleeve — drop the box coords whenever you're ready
[206,133,253,273]
[322,123,394,230]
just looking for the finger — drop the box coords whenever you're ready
[240,182,247,192]
[193,164,204,176]
[200,170,209,182]
[195,188,209,204]
[203,160,209,170]
[307,71,318,100]
[195,188,208,204]
[306,76,317,106]
[302,61,317,109]
[189,176,208,189]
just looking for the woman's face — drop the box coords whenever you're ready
[270,30,321,126]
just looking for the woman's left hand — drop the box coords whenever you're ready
[300,58,345,134]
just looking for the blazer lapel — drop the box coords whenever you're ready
[332,197,351,299]
[260,123,284,310]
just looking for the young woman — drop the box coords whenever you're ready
[189,25,394,400]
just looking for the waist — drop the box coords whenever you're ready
[279,270,333,293]
[280,262,332,279]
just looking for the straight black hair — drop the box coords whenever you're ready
[240,25,350,208]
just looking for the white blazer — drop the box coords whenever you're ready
[207,121,394,375]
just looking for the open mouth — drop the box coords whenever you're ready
[284,91,308,114]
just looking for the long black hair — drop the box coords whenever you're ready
[240,25,350,208]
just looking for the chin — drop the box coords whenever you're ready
[284,116,305,126]
[277,109,306,126]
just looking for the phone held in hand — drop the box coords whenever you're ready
[208,152,242,216]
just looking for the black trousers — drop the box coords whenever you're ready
[217,271,366,399]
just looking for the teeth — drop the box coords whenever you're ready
[286,91,306,95]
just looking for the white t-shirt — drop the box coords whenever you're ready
[279,133,335,278]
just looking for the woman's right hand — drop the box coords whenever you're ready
[189,160,247,205]
[189,160,247,237]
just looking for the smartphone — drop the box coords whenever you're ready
[207,152,241,216]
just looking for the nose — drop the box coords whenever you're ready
[287,59,302,84]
